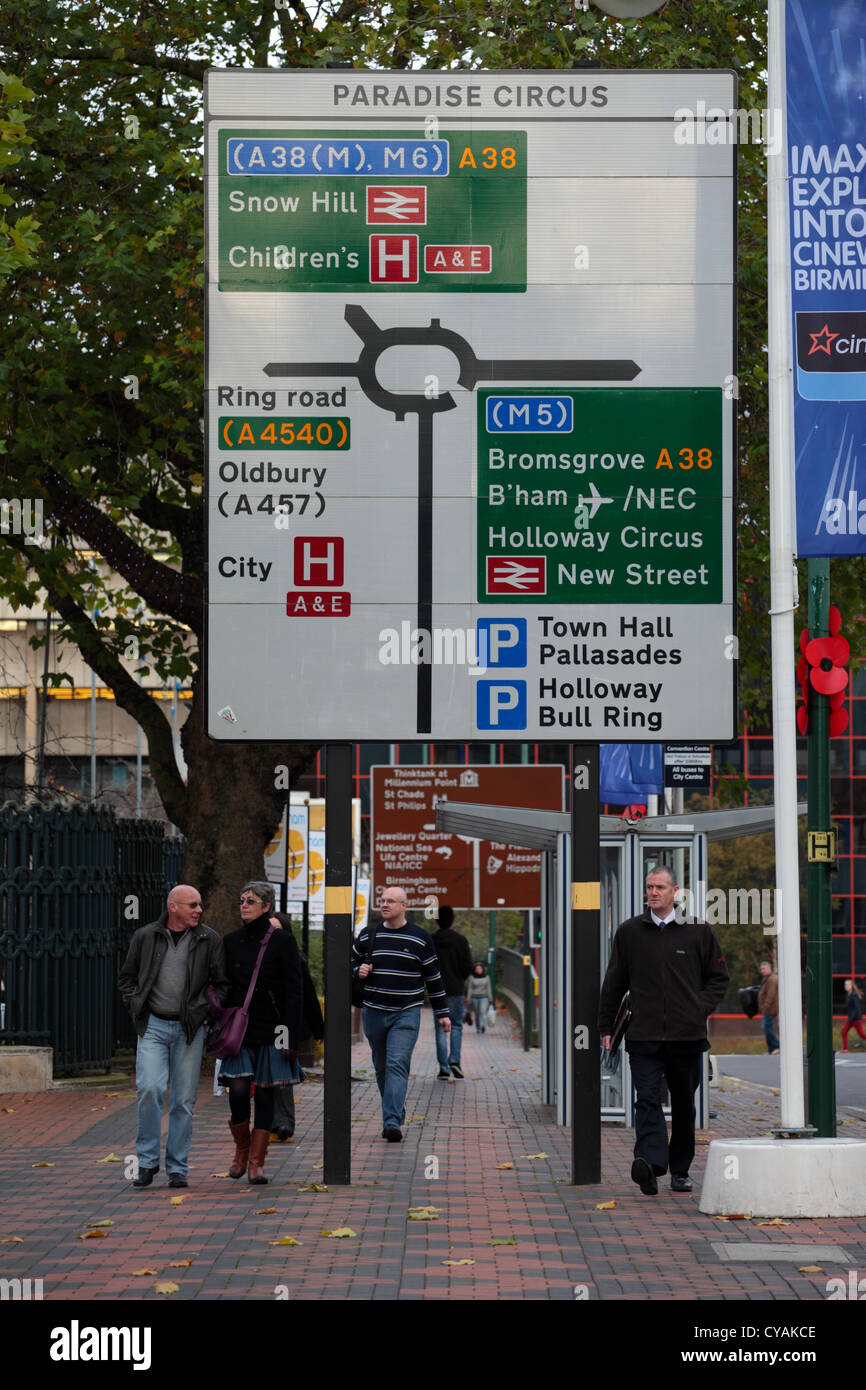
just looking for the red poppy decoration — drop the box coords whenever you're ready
[796,605,849,736]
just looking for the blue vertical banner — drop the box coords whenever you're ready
[786,0,866,555]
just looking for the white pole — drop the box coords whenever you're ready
[767,0,805,1130]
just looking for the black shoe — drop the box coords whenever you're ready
[132,1165,158,1188]
[168,1175,188,1188]
[383,1125,402,1142]
[273,1128,294,1142]
[670,1174,693,1192]
[630,1158,658,1195]
[450,1063,465,1079]
[437,1069,451,1079]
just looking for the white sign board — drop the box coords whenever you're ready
[205,70,736,741]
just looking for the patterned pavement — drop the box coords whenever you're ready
[1,1010,865,1305]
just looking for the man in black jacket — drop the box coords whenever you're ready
[118,885,227,1189]
[599,866,728,1196]
[432,905,474,1079]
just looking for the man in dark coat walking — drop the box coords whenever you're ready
[599,866,728,1196]
[432,904,474,1079]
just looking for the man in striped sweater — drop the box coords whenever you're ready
[354,887,451,1141]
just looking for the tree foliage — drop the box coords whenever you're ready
[0,0,857,921]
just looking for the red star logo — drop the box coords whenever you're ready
[808,323,839,356]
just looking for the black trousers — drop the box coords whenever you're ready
[627,1042,704,1177]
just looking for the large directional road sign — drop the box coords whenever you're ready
[205,70,736,741]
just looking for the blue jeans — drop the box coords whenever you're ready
[761,1014,779,1052]
[135,1017,205,1176]
[435,995,464,1068]
[472,995,489,1031]
[363,1006,421,1130]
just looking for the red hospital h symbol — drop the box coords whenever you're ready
[293,537,344,586]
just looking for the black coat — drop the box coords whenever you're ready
[223,917,303,1049]
[598,911,729,1043]
[433,926,474,995]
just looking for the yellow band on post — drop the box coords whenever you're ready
[324,886,353,914]
[572,882,600,911]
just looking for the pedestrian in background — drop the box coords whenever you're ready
[221,882,303,1184]
[432,904,474,1078]
[758,960,780,1055]
[842,978,865,1052]
[354,886,450,1140]
[119,884,227,1189]
[467,962,491,1033]
[270,912,324,1142]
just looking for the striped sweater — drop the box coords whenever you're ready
[352,920,449,1015]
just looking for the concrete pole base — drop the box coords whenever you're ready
[699,1137,866,1217]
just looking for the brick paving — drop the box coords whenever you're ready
[1,1012,865,1303]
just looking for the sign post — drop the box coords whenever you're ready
[205,69,737,1184]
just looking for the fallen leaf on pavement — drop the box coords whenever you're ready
[0,1107,15,1113]
[408,1211,438,1221]
[89,1107,107,1113]
[210,1172,230,1178]
[596,1201,617,1210]
[87,1220,113,1228]
[170,1195,185,1206]
[297,1183,329,1193]
[312,1163,323,1170]
[509,1068,519,1072]
[321,1228,356,1238]
[31,1161,56,1168]
[0,1237,23,1243]
[411,1114,426,1120]
[132,1269,158,1277]
[520,1153,548,1160]
[77,1230,108,1240]
[797,1265,822,1273]
[269,1237,302,1246]
[169,1259,193,1267]
[97,1153,123,1163]
[442,1259,475,1266]
[155,1282,179,1295]
[103,1092,122,1097]
[495,1163,513,1170]
[488,1238,516,1246]
[257,1209,277,1215]
[755,1219,791,1227]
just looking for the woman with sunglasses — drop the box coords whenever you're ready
[221,880,303,1183]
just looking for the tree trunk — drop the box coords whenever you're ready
[178,681,318,935]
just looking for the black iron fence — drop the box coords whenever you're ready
[0,804,183,1073]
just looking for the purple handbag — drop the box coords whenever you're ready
[205,925,276,1059]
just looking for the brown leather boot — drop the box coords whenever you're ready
[229,1120,251,1179]
[247,1128,270,1185]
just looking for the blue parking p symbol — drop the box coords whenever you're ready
[477,681,527,730]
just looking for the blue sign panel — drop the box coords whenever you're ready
[227,137,449,177]
[787,0,866,554]
[485,395,574,433]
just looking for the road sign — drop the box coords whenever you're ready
[663,743,712,788]
[205,71,736,741]
[371,764,563,909]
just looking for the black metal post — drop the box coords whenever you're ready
[323,742,352,1185]
[522,954,532,1052]
[302,897,310,959]
[571,743,601,1185]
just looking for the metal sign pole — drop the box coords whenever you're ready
[571,743,600,1185]
[323,742,352,1184]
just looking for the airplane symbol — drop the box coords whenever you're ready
[575,482,614,520]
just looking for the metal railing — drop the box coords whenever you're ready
[495,945,537,1051]
[0,804,183,1072]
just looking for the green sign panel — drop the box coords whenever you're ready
[218,129,526,292]
[477,388,724,604]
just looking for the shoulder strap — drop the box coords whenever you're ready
[242,925,277,1012]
